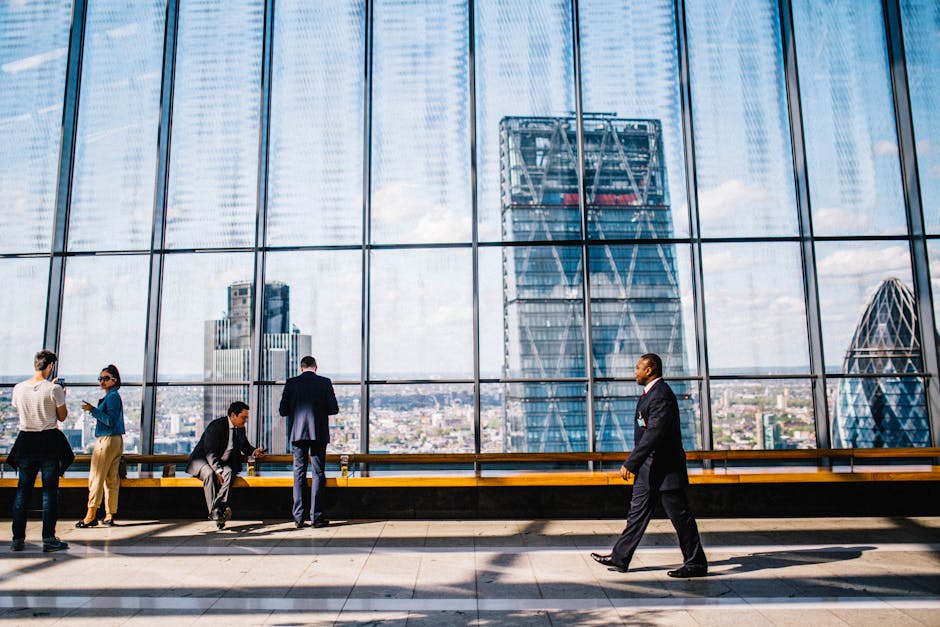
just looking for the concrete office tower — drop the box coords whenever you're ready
[204,281,311,451]
[500,115,695,452]
[833,278,932,448]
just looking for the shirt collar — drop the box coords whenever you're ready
[644,377,662,394]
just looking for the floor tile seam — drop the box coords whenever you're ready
[335,523,382,614]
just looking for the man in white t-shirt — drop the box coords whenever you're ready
[10,350,70,552]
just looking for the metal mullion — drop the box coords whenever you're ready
[570,0,595,461]
[675,0,712,451]
[778,0,829,449]
[881,0,940,448]
[468,0,481,462]
[361,0,374,458]
[248,0,277,448]
[141,0,181,456]
[44,0,88,352]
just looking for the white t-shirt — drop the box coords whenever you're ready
[11,378,66,432]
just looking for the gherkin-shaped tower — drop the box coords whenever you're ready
[833,278,932,448]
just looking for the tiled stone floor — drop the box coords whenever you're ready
[0,517,938,625]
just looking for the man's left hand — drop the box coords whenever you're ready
[620,466,632,481]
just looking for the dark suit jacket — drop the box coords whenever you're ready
[186,416,256,475]
[623,380,689,491]
[278,371,339,444]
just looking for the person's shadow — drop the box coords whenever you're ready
[626,547,875,576]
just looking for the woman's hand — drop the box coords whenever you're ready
[81,401,94,412]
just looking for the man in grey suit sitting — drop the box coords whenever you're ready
[279,356,339,528]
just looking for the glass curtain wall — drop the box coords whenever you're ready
[0,0,937,456]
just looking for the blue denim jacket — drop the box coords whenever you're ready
[90,387,125,437]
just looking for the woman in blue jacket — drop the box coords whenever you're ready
[76,364,125,527]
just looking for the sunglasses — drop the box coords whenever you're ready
[98,376,114,382]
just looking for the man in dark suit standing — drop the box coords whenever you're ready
[187,401,266,529]
[279,356,339,528]
[591,353,708,577]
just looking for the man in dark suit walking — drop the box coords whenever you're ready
[279,356,339,528]
[591,353,708,577]
[187,401,266,529]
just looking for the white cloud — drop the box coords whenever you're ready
[2,47,67,74]
[874,140,898,157]
[698,179,771,220]
[916,139,931,155]
[701,249,737,273]
[812,207,870,233]
[372,181,470,242]
[816,245,909,279]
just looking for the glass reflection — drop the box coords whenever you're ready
[267,0,364,246]
[0,258,48,381]
[369,383,473,453]
[702,243,809,374]
[154,385,248,454]
[710,379,816,450]
[69,0,165,251]
[371,0,471,244]
[165,0,263,249]
[0,1,72,254]
[793,0,906,236]
[58,254,149,382]
[685,0,798,236]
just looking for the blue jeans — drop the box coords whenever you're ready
[292,440,327,523]
[12,457,60,540]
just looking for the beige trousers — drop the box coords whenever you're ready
[87,435,123,514]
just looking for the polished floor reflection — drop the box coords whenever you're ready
[1,517,938,625]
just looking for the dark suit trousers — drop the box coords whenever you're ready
[192,461,233,516]
[292,440,327,523]
[611,480,707,570]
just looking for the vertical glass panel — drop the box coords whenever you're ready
[267,0,364,246]
[702,243,809,374]
[685,0,798,236]
[475,0,576,241]
[369,383,473,453]
[68,0,165,251]
[793,0,906,236]
[370,248,472,379]
[579,0,689,238]
[157,252,255,382]
[154,384,248,453]
[596,380,701,452]
[370,0,471,244]
[816,241,917,373]
[165,0,263,249]
[928,240,940,336]
[0,1,72,254]
[264,251,362,381]
[480,245,585,379]
[58,254,149,383]
[900,0,940,233]
[827,376,930,448]
[257,383,359,454]
[0,258,48,381]
[589,244,696,378]
[710,379,817,450]
[63,385,142,454]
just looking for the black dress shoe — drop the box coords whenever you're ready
[312,518,330,528]
[590,552,626,572]
[294,520,305,529]
[667,564,707,578]
[75,519,98,528]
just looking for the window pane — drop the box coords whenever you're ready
[505,381,587,453]
[68,0,165,251]
[154,384,248,453]
[710,379,817,450]
[157,252,255,381]
[63,385,142,454]
[929,240,940,338]
[793,0,906,236]
[370,249,472,379]
[267,0,364,246]
[480,245,585,379]
[579,0,689,238]
[264,251,362,381]
[257,383,359,455]
[370,0,471,244]
[829,377,930,448]
[589,244,696,378]
[165,0,263,249]
[369,383,473,453]
[0,1,72,254]
[816,241,918,374]
[900,0,940,233]
[702,243,809,374]
[685,0,798,236]
[58,254,149,383]
[596,380,701,452]
[475,0,576,241]
[0,258,48,380]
